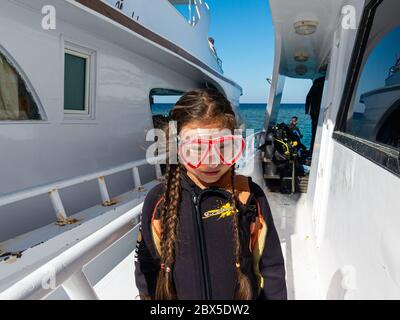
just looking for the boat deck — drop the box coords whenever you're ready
[265,188,321,300]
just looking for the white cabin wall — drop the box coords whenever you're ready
[303,0,400,299]
[0,1,201,242]
[318,143,400,299]
[304,0,364,238]
[305,21,354,235]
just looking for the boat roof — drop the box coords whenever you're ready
[269,0,346,80]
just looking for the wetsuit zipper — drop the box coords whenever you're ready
[191,191,212,300]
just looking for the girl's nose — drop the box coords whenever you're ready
[207,147,220,167]
[207,161,219,169]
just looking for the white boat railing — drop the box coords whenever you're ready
[0,156,164,300]
[253,130,265,149]
[0,156,163,223]
[0,203,143,300]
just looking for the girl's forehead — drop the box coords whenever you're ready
[179,127,233,139]
[181,119,228,130]
[180,120,232,137]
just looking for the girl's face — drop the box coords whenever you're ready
[178,120,237,185]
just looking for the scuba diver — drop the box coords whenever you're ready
[266,122,309,193]
[288,116,302,139]
[288,116,308,157]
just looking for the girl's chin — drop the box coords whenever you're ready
[197,170,227,183]
[199,174,222,183]
[185,166,231,185]
[199,170,221,177]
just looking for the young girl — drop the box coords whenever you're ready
[134,89,287,300]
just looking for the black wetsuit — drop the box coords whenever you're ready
[134,171,287,300]
[288,123,308,154]
[305,76,325,155]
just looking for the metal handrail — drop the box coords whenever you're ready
[0,156,163,221]
[0,203,143,300]
[247,130,265,149]
[0,154,164,300]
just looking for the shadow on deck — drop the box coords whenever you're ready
[265,190,301,300]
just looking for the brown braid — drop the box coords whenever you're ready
[230,166,253,299]
[155,163,181,300]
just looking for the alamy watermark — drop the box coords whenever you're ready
[341,5,357,30]
[41,5,56,30]
[40,4,357,31]
[41,265,57,291]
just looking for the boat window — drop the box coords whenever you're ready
[149,88,183,174]
[64,45,94,117]
[340,0,400,150]
[168,1,198,25]
[375,103,400,148]
[0,50,41,120]
[149,88,183,130]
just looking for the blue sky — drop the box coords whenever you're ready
[177,1,312,103]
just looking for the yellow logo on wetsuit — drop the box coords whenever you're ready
[202,202,239,220]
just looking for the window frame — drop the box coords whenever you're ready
[63,42,96,120]
[333,0,400,177]
[0,44,47,123]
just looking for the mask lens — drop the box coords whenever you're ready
[215,136,245,164]
[179,139,209,168]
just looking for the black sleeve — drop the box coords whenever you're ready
[252,182,287,300]
[296,127,303,137]
[134,184,163,300]
[305,90,312,115]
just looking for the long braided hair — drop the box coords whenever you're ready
[154,88,252,300]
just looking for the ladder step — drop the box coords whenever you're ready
[297,176,309,193]
[263,174,281,179]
